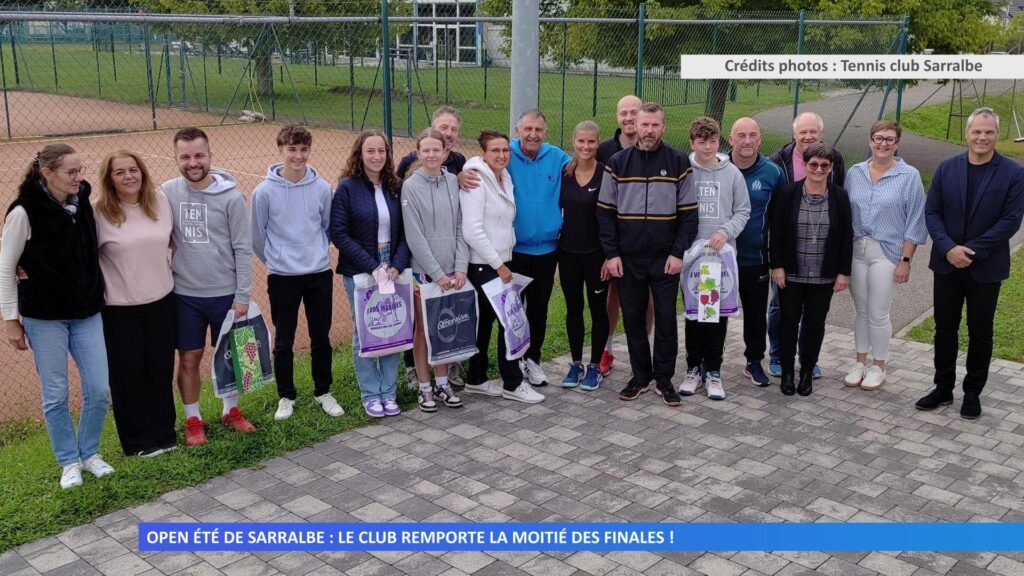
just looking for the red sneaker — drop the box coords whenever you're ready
[599,350,614,376]
[184,416,207,446]
[221,407,256,433]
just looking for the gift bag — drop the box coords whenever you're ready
[419,280,479,366]
[681,240,740,322]
[212,301,274,398]
[354,268,415,358]
[482,273,532,361]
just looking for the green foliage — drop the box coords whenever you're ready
[897,90,1024,159]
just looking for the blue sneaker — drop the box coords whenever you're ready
[744,362,770,387]
[767,361,782,377]
[561,363,584,388]
[812,364,823,379]
[580,364,602,391]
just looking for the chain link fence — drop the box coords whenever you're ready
[0,2,905,425]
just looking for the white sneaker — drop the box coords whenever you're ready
[678,367,702,396]
[860,365,886,391]
[706,371,726,401]
[502,382,545,404]
[314,393,345,417]
[844,362,867,387]
[520,358,549,386]
[275,397,295,420]
[60,462,83,489]
[463,380,503,397]
[81,454,114,478]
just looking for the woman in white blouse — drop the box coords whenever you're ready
[843,121,928,390]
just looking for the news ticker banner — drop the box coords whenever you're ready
[140,522,1024,552]
[679,55,1024,80]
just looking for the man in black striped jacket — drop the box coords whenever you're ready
[597,102,698,407]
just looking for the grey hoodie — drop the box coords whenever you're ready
[164,169,253,304]
[251,163,332,276]
[688,152,751,247]
[401,167,468,280]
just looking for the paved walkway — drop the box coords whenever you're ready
[5,314,1024,576]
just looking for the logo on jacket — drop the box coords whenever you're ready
[751,180,762,191]
[660,170,667,176]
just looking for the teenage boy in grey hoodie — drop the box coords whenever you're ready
[678,117,750,402]
[165,127,255,446]
[252,125,343,422]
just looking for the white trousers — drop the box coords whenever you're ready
[850,236,897,361]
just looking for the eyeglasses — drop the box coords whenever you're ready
[60,167,86,178]
[806,161,832,172]
[870,135,898,145]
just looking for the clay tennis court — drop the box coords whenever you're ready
[0,90,420,423]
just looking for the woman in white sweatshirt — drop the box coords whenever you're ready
[460,130,542,404]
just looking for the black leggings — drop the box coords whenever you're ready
[558,249,610,365]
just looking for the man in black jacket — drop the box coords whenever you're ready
[765,111,844,379]
[598,102,698,406]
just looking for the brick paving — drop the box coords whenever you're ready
[4,314,1024,576]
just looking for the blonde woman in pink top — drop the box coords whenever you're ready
[94,149,177,458]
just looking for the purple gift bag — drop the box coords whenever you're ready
[482,273,532,361]
[354,269,415,358]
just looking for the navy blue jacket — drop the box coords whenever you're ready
[330,175,411,277]
[925,152,1024,283]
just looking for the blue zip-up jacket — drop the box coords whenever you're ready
[329,174,411,277]
[735,153,784,268]
[508,139,571,255]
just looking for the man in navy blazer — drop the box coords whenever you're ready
[917,107,1024,419]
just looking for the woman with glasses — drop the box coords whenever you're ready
[842,121,927,391]
[769,143,853,397]
[0,144,114,488]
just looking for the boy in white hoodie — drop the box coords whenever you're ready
[679,117,750,401]
[252,125,343,421]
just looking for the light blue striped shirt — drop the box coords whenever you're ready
[846,158,928,264]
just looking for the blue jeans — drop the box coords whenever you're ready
[768,281,804,363]
[23,313,110,467]
[343,245,399,403]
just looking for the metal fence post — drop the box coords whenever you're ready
[49,22,58,92]
[348,24,355,129]
[635,3,645,98]
[895,15,910,123]
[1,24,12,139]
[792,9,805,119]
[94,23,102,97]
[10,24,19,86]
[179,40,187,107]
[110,27,116,82]
[592,58,598,117]
[163,32,172,106]
[202,37,209,112]
[381,0,393,145]
[559,22,567,149]
[143,24,157,129]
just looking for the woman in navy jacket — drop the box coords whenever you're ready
[331,129,411,418]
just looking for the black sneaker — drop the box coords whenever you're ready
[960,393,982,420]
[654,381,682,407]
[618,379,650,401]
[915,388,954,411]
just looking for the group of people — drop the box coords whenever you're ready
[2,98,1022,491]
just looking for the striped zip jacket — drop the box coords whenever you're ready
[596,141,698,260]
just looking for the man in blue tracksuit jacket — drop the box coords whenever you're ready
[507,109,571,386]
[729,118,785,387]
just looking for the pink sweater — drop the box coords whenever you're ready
[96,189,174,306]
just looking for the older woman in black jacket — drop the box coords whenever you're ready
[769,143,853,397]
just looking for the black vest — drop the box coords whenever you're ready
[6,180,104,320]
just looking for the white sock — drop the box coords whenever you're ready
[436,376,448,388]
[418,381,431,390]
[222,394,238,415]
[183,402,201,420]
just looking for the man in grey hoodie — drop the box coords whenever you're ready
[678,117,750,402]
[165,127,255,446]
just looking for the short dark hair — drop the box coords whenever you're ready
[689,116,720,141]
[869,120,901,140]
[173,127,209,146]
[277,125,313,147]
[640,102,663,116]
[802,143,836,165]
[478,129,510,150]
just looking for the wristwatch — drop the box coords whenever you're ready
[901,256,912,263]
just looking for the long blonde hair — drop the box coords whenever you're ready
[96,149,160,225]
[564,120,600,177]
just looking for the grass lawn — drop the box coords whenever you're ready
[905,249,1024,363]
[899,90,1024,159]
[0,277,630,552]
[3,43,815,150]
